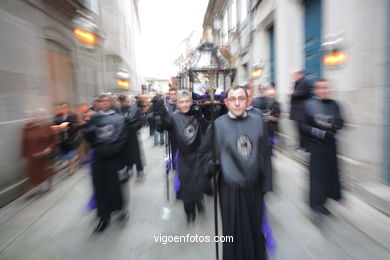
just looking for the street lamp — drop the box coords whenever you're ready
[116,70,130,89]
[72,15,101,48]
[322,36,348,67]
[251,62,264,78]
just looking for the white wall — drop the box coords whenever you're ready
[323,0,389,183]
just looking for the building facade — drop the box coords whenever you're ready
[101,0,142,94]
[0,0,142,206]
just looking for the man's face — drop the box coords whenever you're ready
[96,97,112,111]
[168,90,177,103]
[119,98,129,107]
[314,81,331,99]
[61,104,69,115]
[293,72,303,81]
[176,95,193,113]
[224,88,248,117]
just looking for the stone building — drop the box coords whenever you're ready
[203,0,390,214]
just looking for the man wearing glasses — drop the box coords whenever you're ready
[158,89,209,223]
[213,86,270,260]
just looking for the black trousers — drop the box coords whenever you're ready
[296,121,307,149]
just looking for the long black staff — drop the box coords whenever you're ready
[210,95,219,260]
[166,131,170,202]
[163,96,170,202]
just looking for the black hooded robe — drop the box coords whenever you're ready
[301,98,344,208]
[214,112,270,260]
[83,110,127,219]
[160,109,209,215]
[119,104,144,172]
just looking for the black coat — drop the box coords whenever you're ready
[290,77,311,122]
[214,113,269,260]
[252,96,270,112]
[160,108,209,203]
[301,97,344,206]
[54,113,79,153]
[119,104,144,168]
[82,110,127,218]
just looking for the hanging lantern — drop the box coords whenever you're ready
[73,28,98,46]
[117,80,130,88]
[323,51,348,66]
[322,35,348,67]
[252,62,264,78]
[72,15,101,48]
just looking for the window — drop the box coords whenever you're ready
[222,10,229,44]
[230,0,237,31]
[240,0,247,23]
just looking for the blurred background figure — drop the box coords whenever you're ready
[264,88,281,148]
[288,70,312,151]
[118,94,145,182]
[82,94,128,233]
[149,95,165,146]
[252,85,270,112]
[301,79,344,217]
[22,108,57,199]
[53,102,80,176]
[74,103,93,165]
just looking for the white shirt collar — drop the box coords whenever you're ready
[228,111,248,119]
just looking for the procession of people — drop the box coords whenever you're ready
[20,72,345,260]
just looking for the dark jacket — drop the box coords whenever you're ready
[290,77,311,122]
[54,113,80,153]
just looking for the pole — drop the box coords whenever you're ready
[166,130,170,202]
[163,96,170,202]
[210,92,219,260]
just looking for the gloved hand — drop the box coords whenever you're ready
[311,127,326,139]
[190,105,202,118]
[311,127,336,139]
[208,162,220,178]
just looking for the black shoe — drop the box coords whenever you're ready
[186,213,191,224]
[118,211,129,226]
[311,205,331,216]
[196,201,205,214]
[94,218,110,233]
[319,206,331,216]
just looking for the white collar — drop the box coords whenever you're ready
[228,111,248,119]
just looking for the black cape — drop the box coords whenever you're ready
[119,104,144,169]
[161,109,209,203]
[290,77,311,122]
[301,97,344,207]
[214,112,270,260]
[83,110,127,218]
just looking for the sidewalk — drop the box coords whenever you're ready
[269,150,390,259]
[0,129,389,259]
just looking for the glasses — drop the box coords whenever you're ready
[227,96,247,103]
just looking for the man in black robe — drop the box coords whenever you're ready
[83,94,127,233]
[301,79,344,215]
[118,95,145,182]
[289,70,312,150]
[213,86,270,260]
[165,88,178,166]
[159,89,209,223]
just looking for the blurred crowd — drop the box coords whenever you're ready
[20,70,344,259]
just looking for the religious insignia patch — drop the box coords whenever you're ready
[236,135,252,160]
[184,125,195,139]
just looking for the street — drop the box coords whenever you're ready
[0,129,389,260]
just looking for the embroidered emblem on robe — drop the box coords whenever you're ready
[237,135,252,160]
[184,125,195,139]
